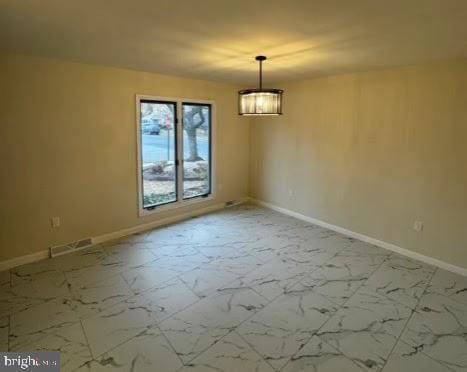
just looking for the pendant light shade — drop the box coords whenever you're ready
[239,56,283,116]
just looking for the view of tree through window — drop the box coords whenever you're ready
[139,99,212,209]
[183,103,211,199]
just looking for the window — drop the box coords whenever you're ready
[182,103,212,199]
[136,96,213,214]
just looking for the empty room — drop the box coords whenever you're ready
[1,1,466,371]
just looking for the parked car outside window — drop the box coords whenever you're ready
[142,118,161,135]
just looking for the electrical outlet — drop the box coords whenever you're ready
[51,217,60,228]
[288,189,295,197]
[413,221,423,232]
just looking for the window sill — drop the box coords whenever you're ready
[138,194,215,217]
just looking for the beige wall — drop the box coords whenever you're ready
[0,54,250,261]
[250,61,467,268]
[1,54,466,269]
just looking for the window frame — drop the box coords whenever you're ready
[135,95,216,217]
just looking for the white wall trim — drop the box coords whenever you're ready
[0,250,50,272]
[93,199,240,244]
[0,198,247,272]
[249,197,467,277]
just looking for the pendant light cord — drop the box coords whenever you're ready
[259,59,262,90]
[255,56,267,91]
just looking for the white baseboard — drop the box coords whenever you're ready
[249,197,467,277]
[93,198,246,244]
[0,249,50,272]
[0,198,247,272]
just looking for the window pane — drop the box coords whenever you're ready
[182,104,211,199]
[141,101,177,208]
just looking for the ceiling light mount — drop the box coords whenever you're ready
[238,55,284,116]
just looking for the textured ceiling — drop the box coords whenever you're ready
[1,0,467,85]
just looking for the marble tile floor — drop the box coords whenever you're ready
[0,204,466,371]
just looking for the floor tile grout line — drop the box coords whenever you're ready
[48,249,170,325]
[379,267,439,372]
[176,275,211,300]
[7,315,10,352]
[352,265,430,311]
[304,239,390,305]
[234,330,279,371]
[106,279,207,340]
[389,338,457,372]
[172,245,285,301]
[153,322,190,368]
[70,253,208,322]
[61,252,147,293]
[292,238,359,308]
[168,295,277,367]
[78,318,94,362]
[62,259,136,323]
[175,328,258,370]
[86,324,157,362]
[292,252,392,368]
[323,251,390,308]
[172,244,270,300]
[278,334,367,372]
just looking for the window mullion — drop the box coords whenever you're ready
[176,100,184,202]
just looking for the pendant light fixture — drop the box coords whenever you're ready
[238,56,283,116]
